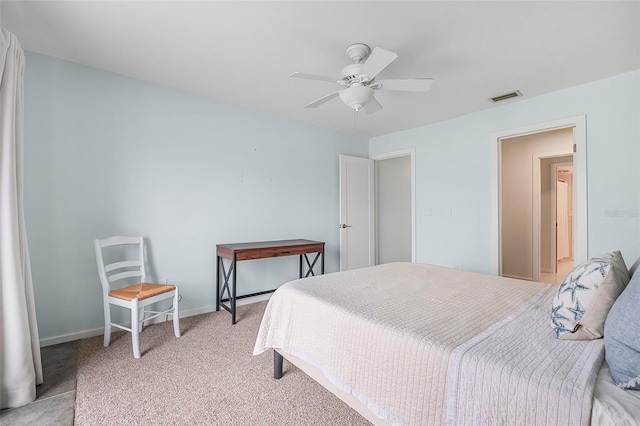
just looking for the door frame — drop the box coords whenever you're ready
[370,148,416,263]
[491,115,587,276]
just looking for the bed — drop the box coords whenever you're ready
[253,262,639,425]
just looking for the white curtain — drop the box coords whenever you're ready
[556,180,570,260]
[0,28,43,409]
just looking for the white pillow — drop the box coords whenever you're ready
[604,266,640,389]
[551,251,629,340]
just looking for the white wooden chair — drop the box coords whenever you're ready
[94,236,180,358]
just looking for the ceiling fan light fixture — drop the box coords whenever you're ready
[339,84,374,111]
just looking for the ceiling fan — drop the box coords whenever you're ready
[290,43,433,114]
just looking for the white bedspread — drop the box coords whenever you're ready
[447,285,604,426]
[253,263,605,425]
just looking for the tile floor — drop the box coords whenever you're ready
[539,259,575,284]
[0,341,78,425]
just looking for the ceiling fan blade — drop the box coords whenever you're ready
[360,47,398,79]
[364,96,382,114]
[304,91,341,108]
[377,78,433,92]
[290,72,337,83]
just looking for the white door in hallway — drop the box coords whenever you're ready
[339,155,375,271]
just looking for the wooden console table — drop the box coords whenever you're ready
[216,239,325,324]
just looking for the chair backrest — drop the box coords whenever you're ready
[94,236,147,293]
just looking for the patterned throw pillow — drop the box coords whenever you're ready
[551,251,629,340]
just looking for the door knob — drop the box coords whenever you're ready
[339,224,352,229]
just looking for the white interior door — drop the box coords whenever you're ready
[339,155,375,271]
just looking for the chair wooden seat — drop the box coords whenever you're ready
[109,283,176,301]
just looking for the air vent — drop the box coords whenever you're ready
[490,90,522,103]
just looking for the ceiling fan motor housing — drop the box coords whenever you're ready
[340,63,365,84]
[341,43,371,85]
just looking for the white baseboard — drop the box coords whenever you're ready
[501,273,533,281]
[40,328,106,347]
[39,293,272,347]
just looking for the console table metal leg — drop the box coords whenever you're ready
[218,258,236,322]
[321,250,324,274]
[216,256,220,311]
[301,252,323,278]
[232,254,237,324]
[299,254,303,279]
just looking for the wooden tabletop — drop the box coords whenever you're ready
[216,239,325,261]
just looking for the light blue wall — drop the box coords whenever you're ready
[22,51,640,342]
[370,70,640,273]
[23,52,368,341]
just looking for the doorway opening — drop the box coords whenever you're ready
[338,150,415,271]
[492,115,587,281]
[371,149,415,264]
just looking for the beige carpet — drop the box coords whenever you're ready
[75,301,371,425]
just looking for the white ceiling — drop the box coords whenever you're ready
[2,1,639,138]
